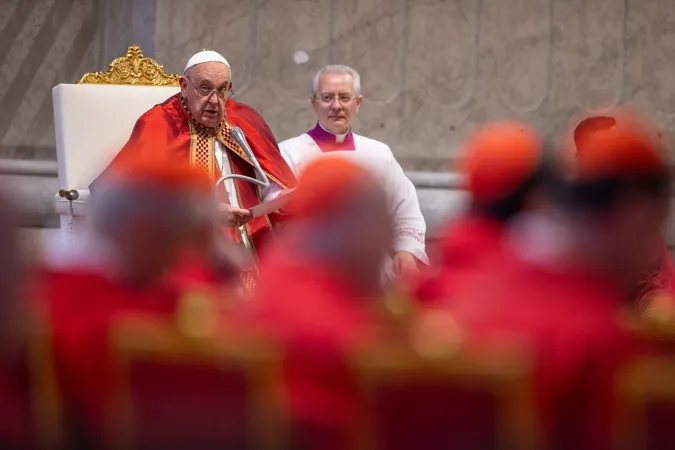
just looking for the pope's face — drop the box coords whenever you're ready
[180,62,232,128]
[311,73,362,135]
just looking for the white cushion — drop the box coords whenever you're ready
[53,84,180,190]
[52,84,180,231]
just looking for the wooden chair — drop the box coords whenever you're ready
[615,355,675,450]
[614,309,675,450]
[24,305,66,449]
[348,336,539,450]
[107,315,286,450]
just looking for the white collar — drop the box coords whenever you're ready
[319,122,350,143]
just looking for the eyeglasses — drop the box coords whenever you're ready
[186,76,231,99]
[315,94,357,106]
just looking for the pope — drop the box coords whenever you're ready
[94,50,297,255]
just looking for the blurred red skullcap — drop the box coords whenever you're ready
[569,109,668,180]
[289,156,374,217]
[573,115,616,157]
[460,121,542,205]
[104,157,212,194]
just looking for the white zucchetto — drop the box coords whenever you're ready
[184,50,230,73]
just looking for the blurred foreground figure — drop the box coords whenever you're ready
[279,65,427,279]
[573,112,675,306]
[0,194,33,448]
[413,121,545,304]
[252,157,393,450]
[449,111,671,450]
[38,160,230,446]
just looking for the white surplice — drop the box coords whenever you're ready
[278,128,429,266]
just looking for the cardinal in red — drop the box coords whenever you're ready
[412,121,546,305]
[447,110,671,450]
[250,157,393,450]
[572,111,675,306]
[93,50,297,256]
[38,159,229,446]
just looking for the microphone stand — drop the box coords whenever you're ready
[214,126,270,254]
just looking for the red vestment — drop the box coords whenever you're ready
[35,267,182,443]
[413,214,505,305]
[95,94,297,254]
[251,243,381,450]
[0,356,33,449]
[637,237,675,304]
[448,257,642,450]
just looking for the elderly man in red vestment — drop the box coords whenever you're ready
[444,110,671,450]
[39,159,229,447]
[412,121,546,305]
[573,112,675,306]
[251,157,393,450]
[95,50,297,256]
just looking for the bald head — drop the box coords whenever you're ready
[288,157,393,293]
[89,161,214,285]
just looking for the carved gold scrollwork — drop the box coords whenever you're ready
[77,45,180,86]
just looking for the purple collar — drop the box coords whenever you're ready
[306,122,356,152]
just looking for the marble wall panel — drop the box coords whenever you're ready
[3,0,675,170]
[152,0,675,169]
[0,0,101,160]
[402,0,481,161]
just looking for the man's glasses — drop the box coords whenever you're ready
[186,76,230,99]
[315,93,357,106]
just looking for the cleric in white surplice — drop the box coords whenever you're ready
[278,65,429,278]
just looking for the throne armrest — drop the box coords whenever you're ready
[54,189,90,216]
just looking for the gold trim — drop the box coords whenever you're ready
[27,307,65,448]
[218,124,289,189]
[107,316,286,449]
[348,339,538,450]
[78,45,180,86]
[219,123,251,163]
[188,122,216,177]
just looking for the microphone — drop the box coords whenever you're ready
[214,127,271,253]
[229,127,269,188]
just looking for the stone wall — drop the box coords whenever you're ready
[2,0,675,170]
[2,0,675,254]
[153,0,675,170]
[0,0,101,160]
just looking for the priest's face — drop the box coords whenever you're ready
[180,62,232,128]
[311,73,363,135]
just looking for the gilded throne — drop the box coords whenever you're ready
[52,46,180,233]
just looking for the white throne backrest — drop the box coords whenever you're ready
[52,45,180,233]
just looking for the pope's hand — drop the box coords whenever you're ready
[218,204,253,227]
[392,251,419,277]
